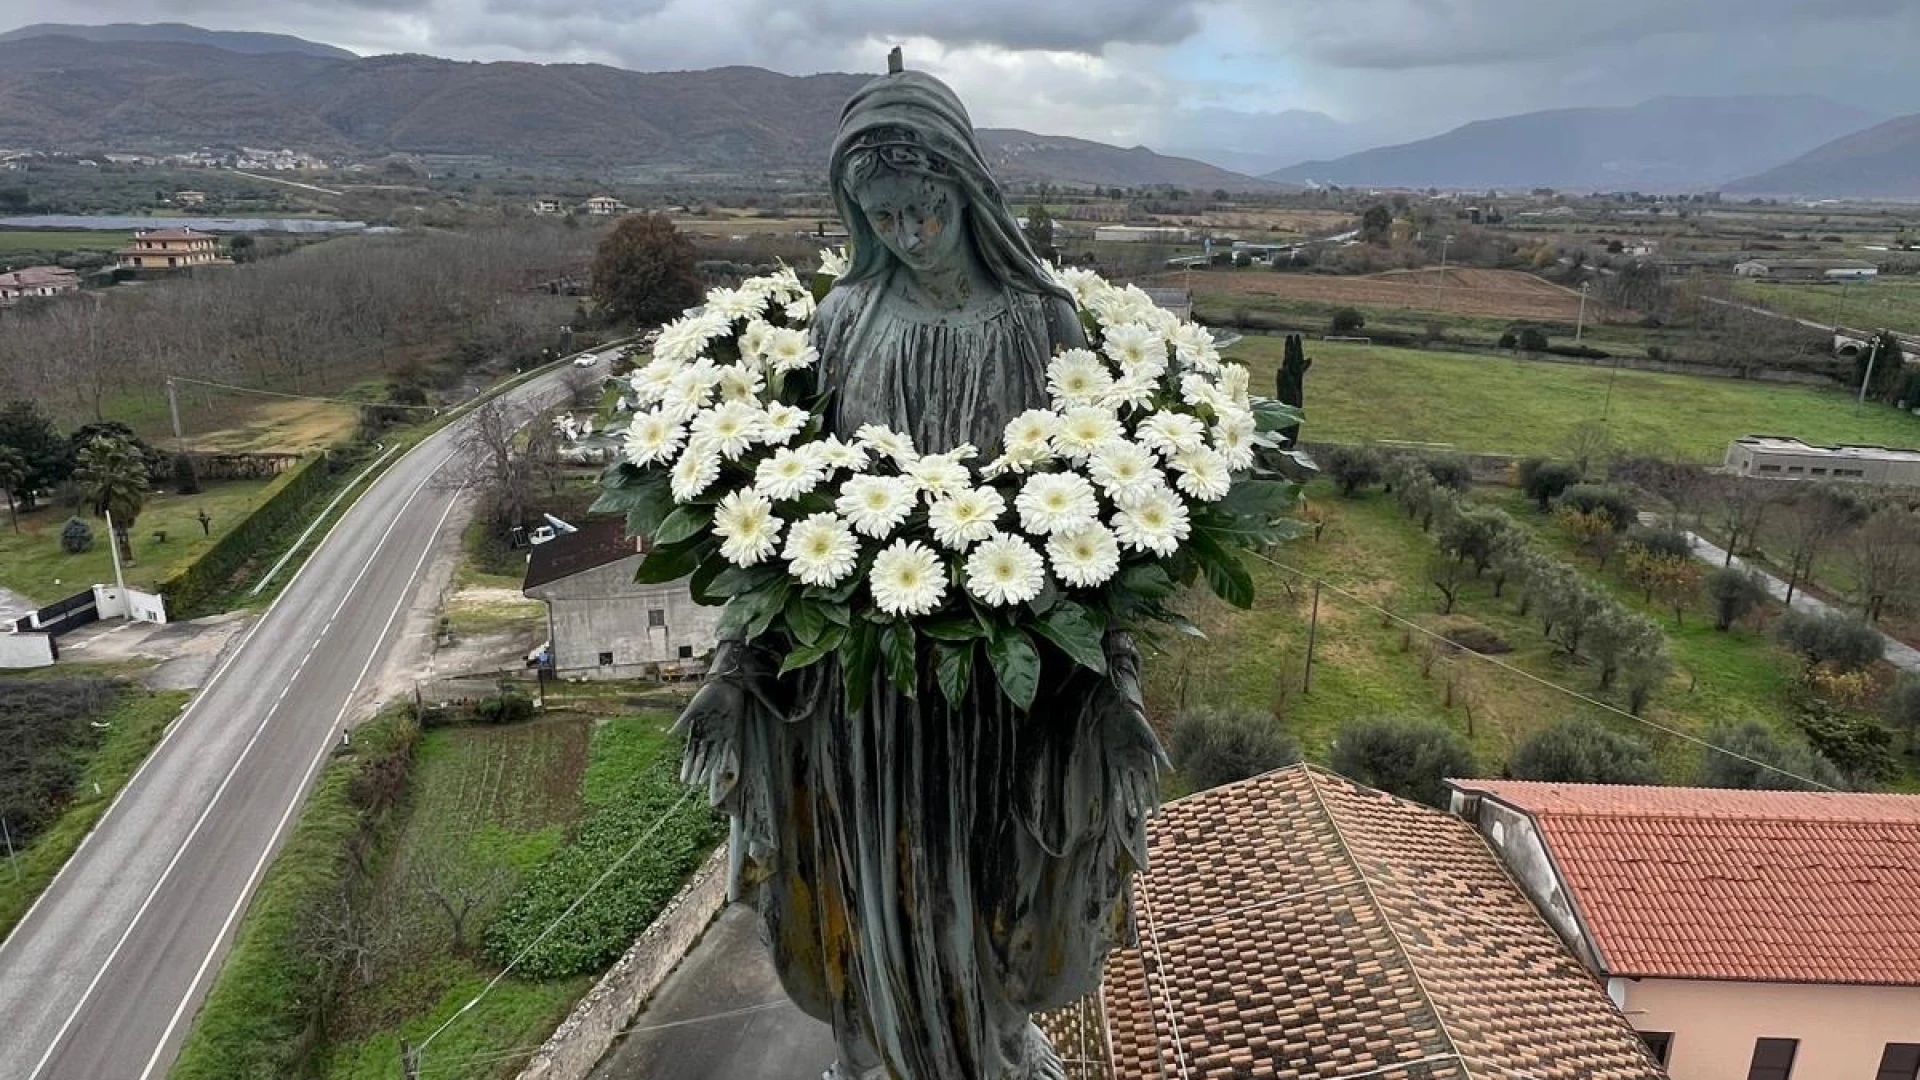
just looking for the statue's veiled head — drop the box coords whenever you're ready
[829,67,1065,299]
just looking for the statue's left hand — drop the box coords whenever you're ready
[673,642,749,810]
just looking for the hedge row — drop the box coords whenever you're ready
[157,450,336,617]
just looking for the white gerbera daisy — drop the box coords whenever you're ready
[1170,446,1233,501]
[818,246,849,278]
[1104,323,1167,380]
[814,435,869,473]
[670,444,722,503]
[836,475,917,538]
[855,423,917,464]
[764,265,804,300]
[1168,322,1222,372]
[965,534,1047,607]
[1002,409,1060,464]
[871,540,946,617]
[755,446,828,500]
[927,487,1006,550]
[1179,372,1230,413]
[761,402,810,446]
[653,311,730,365]
[1047,349,1114,408]
[713,489,782,567]
[717,365,765,404]
[690,401,764,461]
[706,286,766,323]
[784,293,817,324]
[1016,472,1100,536]
[1219,363,1251,406]
[622,409,687,467]
[661,362,722,420]
[629,357,679,405]
[1101,372,1159,413]
[906,447,975,501]
[1053,266,1104,307]
[1112,488,1191,556]
[763,327,818,373]
[783,513,859,587]
[738,319,774,366]
[1052,406,1124,462]
[1088,440,1165,504]
[1212,408,1257,472]
[1136,412,1206,458]
[1047,523,1121,588]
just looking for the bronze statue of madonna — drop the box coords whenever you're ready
[677,64,1164,1080]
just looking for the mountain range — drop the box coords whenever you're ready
[0,22,355,59]
[1726,114,1920,199]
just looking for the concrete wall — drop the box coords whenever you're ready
[128,589,167,624]
[0,633,55,668]
[1618,977,1920,1080]
[1724,443,1920,487]
[529,558,719,680]
[1451,792,1604,971]
[514,845,731,1080]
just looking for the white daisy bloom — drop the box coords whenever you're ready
[855,423,918,464]
[755,446,829,500]
[761,402,810,446]
[1046,349,1114,408]
[784,293,817,324]
[870,540,947,617]
[670,443,722,503]
[835,475,917,539]
[717,365,765,404]
[738,319,774,365]
[1101,372,1159,414]
[662,362,722,419]
[906,448,975,501]
[1051,406,1124,462]
[818,247,849,278]
[690,401,765,461]
[763,327,819,373]
[765,265,805,299]
[927,487,1007,550]
[1088,440,1165,504]
[1053,267,1104,307]
[714,489,783,567]
[706,286,766,323]
[1111,488,1191,556]
[1015,472,1100,536]
[1213,408,1258,472]
[1219,363,1251,406]
[1179,372,1231,413]
[629,357,679,405]
[1047,523,1121,589]
[1170,446,1233,502]
[965,534,1047,607]
[653,311,730,365]
[1002,409,1061,464]
[1136,412,1207,458]
[1104,322,1167,378]
[783,513,859,587]
[1168,323,1222,372]
[814,435,869,473]
[621,409,687,467]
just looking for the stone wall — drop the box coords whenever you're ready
[514,845,731,1080]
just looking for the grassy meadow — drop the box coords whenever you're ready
[1735,277,1920,333]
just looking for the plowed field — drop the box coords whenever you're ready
[1188,267,1612,323]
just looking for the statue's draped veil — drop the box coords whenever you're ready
[828,69,1070,303]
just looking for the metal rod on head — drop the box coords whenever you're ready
[887,46,903,74]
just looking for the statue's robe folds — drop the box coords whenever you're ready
[711,274,1164,1080]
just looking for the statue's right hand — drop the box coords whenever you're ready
[673,677,745,810]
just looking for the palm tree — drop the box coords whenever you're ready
[74,435,149,564]
[0,445,23,532]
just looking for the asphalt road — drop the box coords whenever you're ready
[0,365,576,1080]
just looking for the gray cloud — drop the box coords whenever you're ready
[770,0,1210,54]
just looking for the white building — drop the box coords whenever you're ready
[521,520,718,680]
[1093,225,1191,244]
[581,196,628,216]
[1723,435,1920,486]
[1733,258,1879,282]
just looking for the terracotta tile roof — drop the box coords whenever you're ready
[1451,779,1920,986]
[134,227,215,241]
[1100,765,1663,1080]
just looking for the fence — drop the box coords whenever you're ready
[10,589,99,637]
[184,452,304,482]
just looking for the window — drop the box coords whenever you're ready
[1747,1038,1797,1080]
[1879,1044,1920,1080]
[1786,466,1804,475]
[1758,464,1781,473]
[1638,1032,1673,1066]
[677,645,695,659]
[1810,467,1827,476]
[597,650,614,666]
[648,609,667,628]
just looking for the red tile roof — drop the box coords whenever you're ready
[1452,779,1920,985]
[134,227,215,240]
[1099,765,1664,1080]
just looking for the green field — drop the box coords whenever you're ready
[1229,337,1919,461]
[0,229,131,254]
[1734,277,1920,334]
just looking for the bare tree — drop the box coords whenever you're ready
[456,398,554,532]
[1709,476,1777,567]
[1777,487,1866,605]
[1846,510,1920,623]
[410,852,512,951]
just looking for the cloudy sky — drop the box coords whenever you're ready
[10,0,1920,170]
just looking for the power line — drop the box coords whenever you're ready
[167,374,442,411]
[1243,550,1841,792]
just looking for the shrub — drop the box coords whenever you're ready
[156,452,334,617]
[1518,458,1581,511]
[1329,716,1476,808]
[1624,525,1692,560]
[1696,720,1846,791]
[1545,343,1611,359]
[1885,673,1920,750]
[60,516,93,553]
[1517,326,1550,352]
[1322,444,1383,497]
[1556,485,1638,532]
[1170,707,1302,792]
[474,691,535,725]
[1329,307,1366,335]
[1421,454,1475,491]
[1775,609,1884,673]
[1442,623,1511,655]
[1705,566,1770,631]
[0,679,121,847]
[1794,704,1896,785]
[171,453,202,495]
[1509,718,1657,784]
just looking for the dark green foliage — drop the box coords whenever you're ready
[590,212,702,327]
[60,516,93,553]
[1518,458,1581,511]
[1329,716,1476,808]
[156,452,334,616]
[1438,505,1516,573]
[1509,718,1657,784]
[1359,204,1393,244]
[1705,566,1770,630]
[1887,673,1920,751]
[1329,307,1366,335]
[69,422,162,484]
[0,399,73,511]
[1516,326,1550,352]
[474,692,535,725]
[0,679,121,847]
[1793,704,1896,786]
[1774,609,1884,673]
[1322,444,1383,497]
[1556,485,1638,532]
[1624,525,1692,560]
[1170,707,1302,792]
[1021,203,1056,261]
[1696,720,1846,790]
[171,453,202,495]
[1421,454,1474,491]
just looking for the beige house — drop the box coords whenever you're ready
[1724,435,1920,487]
[0,265,80,304]
[1449,780,1920,1080]
[114,227,230,271]
[521,519,718,681]
[581,195,628,216]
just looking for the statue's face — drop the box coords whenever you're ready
[853,171,967,275]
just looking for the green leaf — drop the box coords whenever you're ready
[986,627,1040,712]
[920,615,990,642]
[633,541,706,584]
[687,555,726,606]
[779,625,846,675]
[652,505,712,546]
[1033,602,1108,674]
[1188,529,1255,609]
[880,621,918,698]
[1250,398,1305,433]
[935,641,974,710]
[1025,576,1062,616]
[842,624,877,715]
[784,597,828,647]
[1219,478,1302,522]
[820,602,852,628]
[594,475,675,539]
[1118,564,1177,601]
[745,578,791,641]
[709,565,780,598]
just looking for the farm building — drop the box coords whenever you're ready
[521,519,718,680]
[1093,225,1191,244]
[1723,435,1920,486]
[1732,258,1878,282]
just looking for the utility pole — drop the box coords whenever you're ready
[165,377,184,448]
[1575,282,1591,342]
[105,509,128,603]
[401,1039,421,1080]
[1856,333,1883,414]
[1432,234,1454,309]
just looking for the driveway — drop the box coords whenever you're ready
[0,586,31,627]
